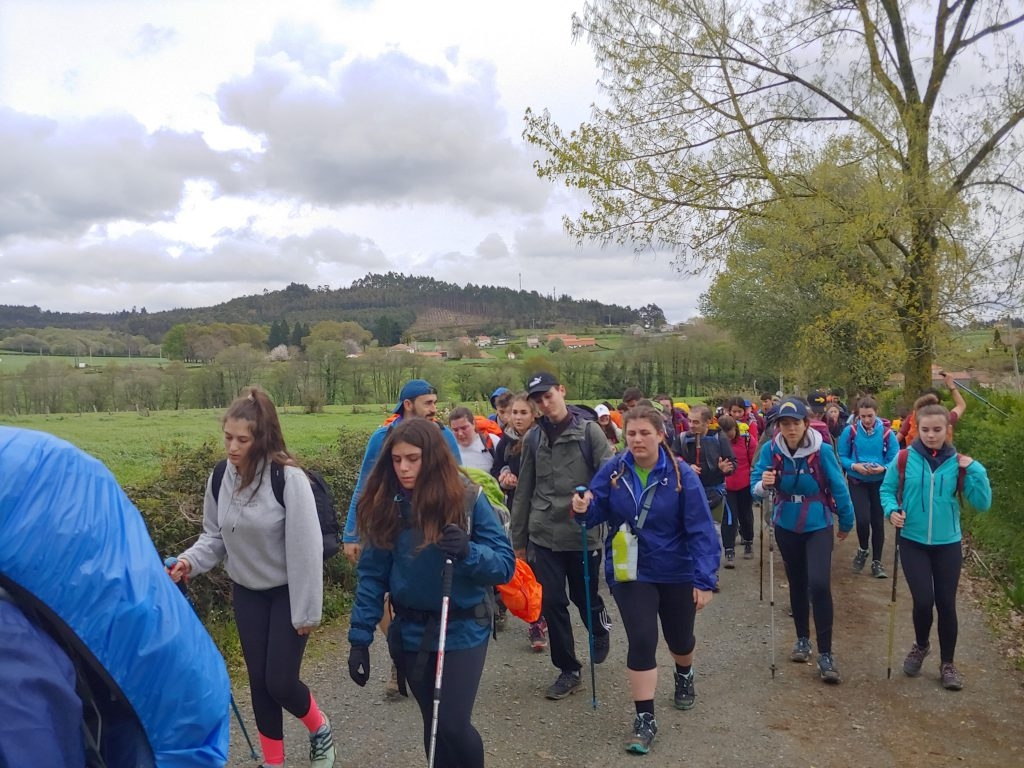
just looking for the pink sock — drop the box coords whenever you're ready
[300,693,325,733]
[258,733,284,766]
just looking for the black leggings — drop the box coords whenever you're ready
[611,581,696,671]
[403,642,488,768]
[233,583,311,740]
[773,526,835,653]
[850,481,885,561]
[899,538,962,663]
[724,488,755,547]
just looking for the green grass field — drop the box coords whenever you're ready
[0,405,395,485]
[0,351,170,372]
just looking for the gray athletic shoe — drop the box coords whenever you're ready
[790,637,812,663]
[817,652,841,684]
[941,662,964,691]
[871,560,888,579]
[673,670,696,710]
[546,670,582,700]
[852,548,869,572]
[903,643,930,677]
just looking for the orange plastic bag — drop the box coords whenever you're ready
[496,558,543,623]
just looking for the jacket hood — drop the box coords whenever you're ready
[772,425,822,459]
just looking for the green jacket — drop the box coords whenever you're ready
[510,412,612,552]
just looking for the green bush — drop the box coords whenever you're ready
[125,425,374,657]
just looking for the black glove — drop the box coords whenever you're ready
[438,523,470,561]
[348,644,370,687]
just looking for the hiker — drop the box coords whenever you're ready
[492,391,549,649]
[572,405,719,754]
[751,396,855,684]
[488,386,513,428]
[509,371,614,700]
[880,403,992,690]
[347,419,515,768]
[725,396,759,443]
[898,372,967,447]
[654,393,688,436]
[718,415,757,565]
[169,386,335,768]
[824,403,846,441]
[341,379,461,698]
[449,406,500,472]
[838,396,900,578]
[672,405,735,571]
[596,403,623,449]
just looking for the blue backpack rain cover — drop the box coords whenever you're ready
[0,427,230,767]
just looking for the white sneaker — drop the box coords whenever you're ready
[309,714,336,767]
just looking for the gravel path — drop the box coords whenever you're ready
[226,535,1024,768]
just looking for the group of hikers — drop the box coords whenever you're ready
[157,368,993,766]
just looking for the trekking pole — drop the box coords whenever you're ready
[428,557,455,768]
[940,371,1010,417]
[163,557,258,761]
[766,491,777,680]
[759,499,764,602]
[576,485,598,710]
[886,526,902,679]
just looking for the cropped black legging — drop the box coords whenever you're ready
[611,581,697,671]
[899,538,962,664]
[233,583,312,740]
[773,526,835,653]
[403,641,488,768]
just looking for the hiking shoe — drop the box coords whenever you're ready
[852,548,869,572]
[625,712,657,754]
[903,643,930,677]
[871,560,888,579]
[495,605,508,631]
[309,714,336,767]
[673,670,696,710]
[384,662,403,701]
[545,670,582,700]
[743,541,754,559]
[528,617,548,651]
[790,637,812,663]
[724,548,736,569]
[817,653,841,684]
[940,662,963,691]
[593,630,611,664]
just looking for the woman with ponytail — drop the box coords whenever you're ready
[571,405,720,756]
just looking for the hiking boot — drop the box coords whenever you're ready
[673,670,696,710]
[852,548,869,573]
[384,662,402,701]
[871,560,888,579]
[625,712,657,755]
[940,662,963,690]
[903,643,930,677]
[309,714,336,767]
[743,541,754,559]
[545,670,582,700]
[817,653,841,684]
[593,630,611,664]
[790,637,812,663]
[528,617,548,652]
[723,548,736,569]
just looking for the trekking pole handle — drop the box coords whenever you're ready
[441,557,454,597]
[164,557,188,596]
[576,486,587,497]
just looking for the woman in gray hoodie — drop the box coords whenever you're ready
[170,387,335,768]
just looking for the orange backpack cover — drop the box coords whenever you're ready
[496,558,543,623]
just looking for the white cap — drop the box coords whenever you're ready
[595,404,611,418]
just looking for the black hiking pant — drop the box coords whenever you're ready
[899,538,962,664]
[611,581,696,671]
[233,583,312,740]
[404,642,488,768]
[774,526,835,653]
[850,480,886,561]
[529,543,609,673]
[723,487,754,549]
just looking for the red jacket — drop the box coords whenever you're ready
[725,431,756,492]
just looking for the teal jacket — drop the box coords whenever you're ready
[880,443,991,546]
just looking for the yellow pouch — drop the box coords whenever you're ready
[611,523,638,582]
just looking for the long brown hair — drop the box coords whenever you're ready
[356,418,469,550]
[611,405,682,492]
[222,386,297,491]
[508,392,537,457]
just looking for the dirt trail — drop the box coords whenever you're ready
[226,536,1024,768]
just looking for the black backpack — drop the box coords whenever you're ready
[211,459,341,560]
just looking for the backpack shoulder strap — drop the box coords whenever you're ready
[211,459,228,504]
[896,448,910,507]
[270,461,286,508]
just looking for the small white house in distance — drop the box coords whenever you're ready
[527,337,541,348]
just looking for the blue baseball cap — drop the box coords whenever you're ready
[776,397,809,421]
[489,386,511,407]
[394,379,437,413]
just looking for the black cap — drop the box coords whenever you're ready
[526,371,559,397]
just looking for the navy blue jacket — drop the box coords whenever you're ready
[582,447,721,591]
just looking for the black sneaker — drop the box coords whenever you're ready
[626,712,657,754]
[673,670,695,710]
[724,548,736,569]
[903,643,930,677]
[790,637,812,663]
[545,670,582,700]
[852,548,869,572]
[871,560,888,579]
[743,541,754,559]
[817,652,841,684]
[593,630,611,664]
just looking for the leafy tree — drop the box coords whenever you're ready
[524,0,1024,396]
[548,337,565,353]
[373,315,403,347]
[267,319,290,350]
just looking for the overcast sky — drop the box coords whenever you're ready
[0,0,706,323]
